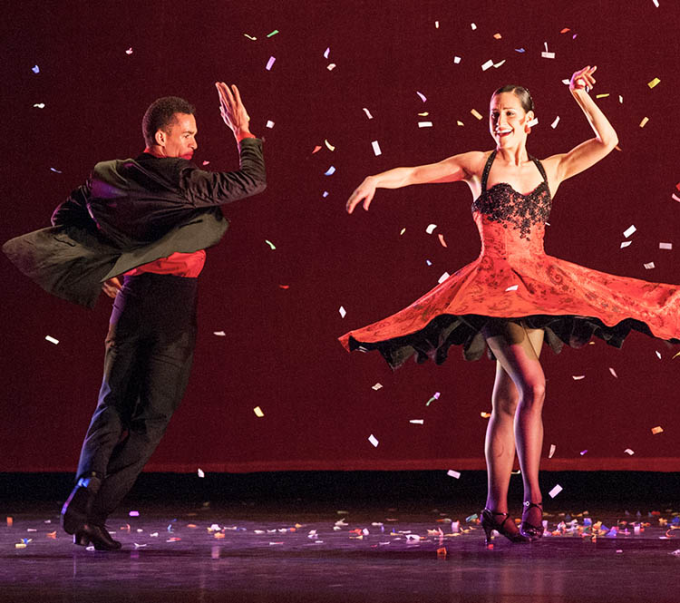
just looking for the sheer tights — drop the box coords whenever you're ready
[482,320,545,530]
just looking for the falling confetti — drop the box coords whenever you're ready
[371,141,382,156]
[659,242,672,250]
[438,234,447,248]
[339,306,346,318]
[362,108,374,119]
[493,33,502,39]
[324,47,330,59]
[266,30,279,38]
[244,34,257,40]
[33,103,45,109]
[624,449,635,455]
[266,120,275,128]
[549,484,563,498]
[254,406,265,418]
[549,444,556,458]
[213,331,226,336]
[416,91,427,102]
[644,262,655,269]
[551,116,560,129]
[609,367,618,378]
[327,64,337,71]
[418,121,433,128]
[324,139,335,151]
[505,285,518,292]
[620,241,632,249]
[639,117,649,128]
[481,59,494,71]
[197,469,205,478]
[50,168,63,174]
[470,23,477,30]
[324,166,336,176]
[45,335,59,345]
[572,375,586,380]
[541,42,555,59]
[447,470,461,479]
[453,56,461,64]
[410,419,424,425]
[266,56,276,70]
[32,65,39,74]
[372,383,383,391]
[426,392,441,406]
[438,272,450,284]
[129,510,140,517]
[648,77,661,89]
[426,224,437,234]
[265,240,276,250]
[125,48,133,55]
[651,426,663,434]
[470,109,483,120]
[368,434,379,447]
[528,118,539,127]
[623,225,636,238]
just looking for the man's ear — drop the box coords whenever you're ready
[154,129,166,146]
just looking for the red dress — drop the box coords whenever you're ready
[339,151,680,369]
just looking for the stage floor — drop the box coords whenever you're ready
[2,500,679,603]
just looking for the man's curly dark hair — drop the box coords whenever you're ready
[142,96,196,147]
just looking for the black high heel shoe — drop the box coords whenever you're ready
[481,508,530,545]
[520,501,544,540]
[73,524,122,551]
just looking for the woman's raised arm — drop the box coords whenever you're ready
[546,66,619,187]
[346,151,481,213]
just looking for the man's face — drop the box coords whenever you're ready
[158,113,198,159]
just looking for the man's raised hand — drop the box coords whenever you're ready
[215,82,251,138]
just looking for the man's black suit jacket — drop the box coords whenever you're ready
[3,138,266,308]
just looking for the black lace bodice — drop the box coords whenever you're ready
[471,151,552,240]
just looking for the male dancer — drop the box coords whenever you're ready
[3,82,265,550]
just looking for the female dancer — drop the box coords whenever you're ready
[340,66,680,544]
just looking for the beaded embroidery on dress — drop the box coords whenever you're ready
[339,151,680,369]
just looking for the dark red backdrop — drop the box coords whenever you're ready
[2,0,679,473]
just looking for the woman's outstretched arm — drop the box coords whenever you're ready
[346,151,483,213]
[546,66,619,187]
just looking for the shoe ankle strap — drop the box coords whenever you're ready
[523,501,543,509]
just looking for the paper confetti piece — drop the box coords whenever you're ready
[324,166,336,176]
[371,141,382,156]
[324,139,335,151]
[549,484,563,498]
[45,335,59,345]
[438,272,450,284]
[493,33,502,39]
[456,120,464,126]
[213,331,226,337]
[471,23,477,30]
[197,468,205,478]
[418,112,429,117]
[426,392,441,406]
[7,517,13,527]
[129,510,140,517]
[659,242,672,250]
[493,60,506,69]
[644,262,655,269]
[639,117,649,128]
[481,412,491,419]
[505,285,518,292]
[651,426,663,434]
[515,48,525,53]
[372,383,383,391]
[528,117,539,128]
[652,0,659,6]
[609,367,618,378]
[560,28,571,33]
[625,449,635,455]
[368,434,379,447]
[447,470,461,479]
[50,168,63,174]
[265,56,276,70]
[572,375,585,380]
[551,116,560,129]
[46,531,57,539]
[266,120,275,129]
[33,103,45,109]
[400,228,406,235]
[265,240,276,250]
[125,48,133,55]
[623,225,636,238]
[620,241,632,249]
[418,121,433,128]
[244,34,257,40]
[417,91,427,102]
[453,56,461,64]
[656,351,662,359]
[595,94,610,99]
[327,64,336,71]
[202,161,210,166]
[266,30,279,38]
[362,107,374,119]
[15,544,27,549]
[253,406,264,418]
[339,306,346,318]
[438,234,447,248]
[32,65,39,74]
[549,444,556,458]
[580,449,588,456]
[470,109,483,120]
[673,193,680,203]
[541,42,555,59]
[619,95,624,103]
[426,224,437,234]
[410,419,424,425]
[481,59,494,71]
[648,78,661,89]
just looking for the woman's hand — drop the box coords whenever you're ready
[102,277,122,299]
[346,177,377,214]
[570,66,597,92]
[215,82,251,138]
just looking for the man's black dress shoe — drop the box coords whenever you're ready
[74,523,122,551]
[61,475,101,537]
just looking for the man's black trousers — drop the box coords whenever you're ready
[75,273,198,522]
